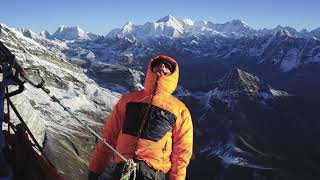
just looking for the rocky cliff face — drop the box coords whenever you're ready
[85,61,144,94]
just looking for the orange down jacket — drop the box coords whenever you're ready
[88,55,193,180]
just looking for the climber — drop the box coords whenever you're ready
[88,55,193,180]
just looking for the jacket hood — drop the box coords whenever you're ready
[144,55,179,95]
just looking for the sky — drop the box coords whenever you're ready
[0,0,319,35]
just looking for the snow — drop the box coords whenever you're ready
[117,21,135,38]
[276,29,293,38]
[5,26,47,51]
[40,30,51,38]
[200,134,249,167]
[51,26,92,40]
[104,15,320,42]
[106,15,251,40]
[182,18,194,26]
[200,134,275,169]
[269,88,291,97]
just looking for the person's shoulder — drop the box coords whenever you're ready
[168,95,189,111]
[119,90,144,102]
[167,95,192,123]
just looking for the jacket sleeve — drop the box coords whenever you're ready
[88,97,125,173]
[169,108,193,180]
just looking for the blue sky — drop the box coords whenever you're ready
[0,0,319,35]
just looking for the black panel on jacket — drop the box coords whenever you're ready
[122,102,177,141]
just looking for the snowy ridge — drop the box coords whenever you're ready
[258,29,320,71]
[106,15,320,40]
[51,25,100,40]
[106,15,252,39]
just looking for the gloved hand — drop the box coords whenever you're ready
[88,171,100,180]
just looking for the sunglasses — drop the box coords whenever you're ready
[151,59,174,73]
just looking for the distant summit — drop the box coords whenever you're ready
[156,15,176,23]
[218,68,290,98]
[51,26,100,40]
[218,68,261,96]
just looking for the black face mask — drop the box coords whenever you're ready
[151,59,174,73]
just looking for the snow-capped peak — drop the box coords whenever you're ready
[106,15,189,39]
[275,29,293,38]
[51,25,90,40]
[210,19,255,36]
[228,19,250,28]
[156,15,176,23]
[122,21,134,33]
[40,30,51,38]
[18,28,35,38]
[0,23,10,29]
[182,18,194,26]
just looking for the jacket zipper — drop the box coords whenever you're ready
[133,76,159,159]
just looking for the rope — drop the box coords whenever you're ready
[5,86,10,133]
[22,73,138,179]
[1,35,138,177]
[7,98,44,153]
[120,75,159,180]
[120,159,136,180]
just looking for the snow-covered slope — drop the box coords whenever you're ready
[1,23,121,180]
[258,29,320,71]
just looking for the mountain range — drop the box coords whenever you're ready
[8,15,319,97]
